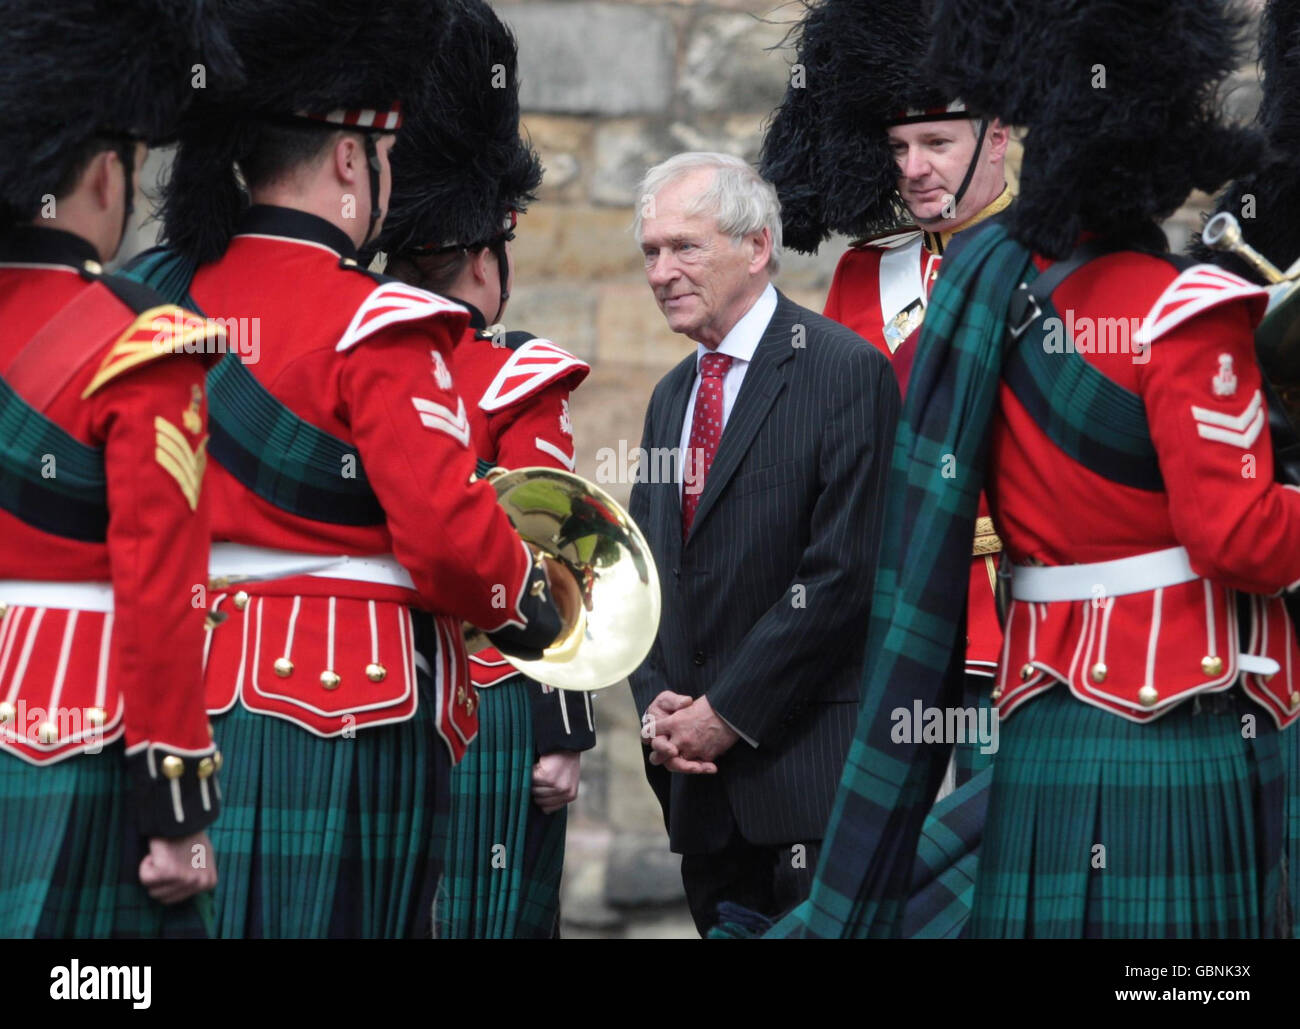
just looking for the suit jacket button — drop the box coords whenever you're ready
[693,651,705,666]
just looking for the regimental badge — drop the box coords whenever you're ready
[883,298,925,353]
[155,416,208,510]
[430,350,454,390]
[1212,353,1238,397]
[559,397,573,437]
[182,383,203,435]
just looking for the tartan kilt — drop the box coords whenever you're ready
[440,674,568,939]
[969,686,1286,938]
[952,673,996,786]
[209,674,449,939]
[903,765,991,939]
[0,746,212,938]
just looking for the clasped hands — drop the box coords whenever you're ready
[640,692,739,774]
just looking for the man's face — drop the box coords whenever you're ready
[888,120,984,226]
[639,168,763,346]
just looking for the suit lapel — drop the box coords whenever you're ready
[685,292,797,542]
[655,358,696,560]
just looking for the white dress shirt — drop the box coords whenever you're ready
[673,282,776,749]
[676,282,778,499]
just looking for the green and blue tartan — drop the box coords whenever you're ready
[0,747,212,938]
[764,224,1035,938]
[951,675,996,786]
[969,689,1284,938]
[902,766,990,939]
[439,675,568,939]
[209,683,447,939]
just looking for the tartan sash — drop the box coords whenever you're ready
[1004,294,1164,491]
[0,374,107,541]
[765,223,1035,938]
[124,248,385,527]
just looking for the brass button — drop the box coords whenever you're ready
[1138,685,1159,708]
[233,591,250,611]
[365,662,387,682]
[85,706,105,728]
[37,721,58,744]
[990,687,1002,701]
[0,701,14,724]
[208,721,215,740]
[197,757,215,779]
[0,602,7,619]
[1291,692,1299,710]
[340,257,358,268]
[161,755,184,779]
[83,259,103,276]
[320,670,341,690]
[273,657,294,678]
[1090,662,1107,684]
[1019,663,1034,681]
[1201,655,1223,677]
[213,750,223,772]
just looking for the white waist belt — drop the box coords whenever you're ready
[209,544,416,591]
[0,580,114,612]
[1010,546,1197,602]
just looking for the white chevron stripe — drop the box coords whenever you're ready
[411,396,471,447]
[534,437,576,470]
[480,339,589,411]
[1135,264,1267,345]
[337,284,467,352]
[1192,389,1265,449]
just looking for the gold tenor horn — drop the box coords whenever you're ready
[463,467,661,692]
[1202,212,1300,418]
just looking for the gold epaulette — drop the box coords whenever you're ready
[973,515,1003,557]
[81,305,224,398]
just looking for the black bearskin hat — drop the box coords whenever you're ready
[929,0,1264,260]
[160,0,446,263]
[378,0,543,257]
[761,0,965,253]
[0,0,225,226]
[1196,0,1300,280]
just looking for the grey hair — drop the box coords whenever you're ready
[633,152,784,276]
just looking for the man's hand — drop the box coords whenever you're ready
[139,831,218,905]
[532,750,581,814]
[640,690,694,744]
[647,695,738,774]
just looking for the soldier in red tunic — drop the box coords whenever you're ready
[0,0,225,937]
[762,0,1009,785]
[376,0,594,937]
[127,0,566,938]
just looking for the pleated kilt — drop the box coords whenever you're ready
[0,745,212,938]
[952,673,996,786]
[440,675,568,939]
[969,686,1287,938]
[209,674,449,939]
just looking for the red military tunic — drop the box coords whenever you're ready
[991,252,1300,726]
[451,307,597,751]
[190,207,546,761]
[823,188,1012,680]
[0,226,220,835]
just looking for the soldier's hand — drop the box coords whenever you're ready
[139,831,218,904]
[532,750,582,813]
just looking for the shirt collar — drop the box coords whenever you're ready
[922,184,1013,256]
[0,225,101,270]
[696,282,778,368]
[235,205,359,259]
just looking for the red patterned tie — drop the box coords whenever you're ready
[682,352,732,537]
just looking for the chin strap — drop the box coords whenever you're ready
[488,234,511,323]
[361,133,384,249]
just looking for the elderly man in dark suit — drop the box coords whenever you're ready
[628,152,900,935]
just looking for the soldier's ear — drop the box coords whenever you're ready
[470,246,494,287]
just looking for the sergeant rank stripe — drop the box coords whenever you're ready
[154,416,207,510]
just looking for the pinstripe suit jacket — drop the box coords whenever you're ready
[628,289,900,853]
